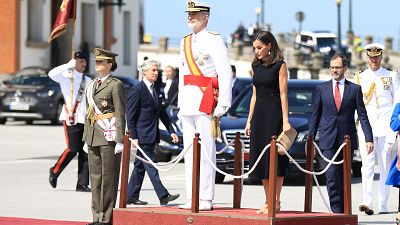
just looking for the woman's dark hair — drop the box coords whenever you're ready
[108,59,118,72]
[252,31,284,67]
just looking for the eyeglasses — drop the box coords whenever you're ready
[329,66,344,70]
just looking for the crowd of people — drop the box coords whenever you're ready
[46,1,400,224]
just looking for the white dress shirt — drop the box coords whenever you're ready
[164,79,172,99]
[143,78,155,96]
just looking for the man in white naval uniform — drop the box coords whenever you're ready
[355,43,398,215]
[178,0,233,211]
[48,52,92,192]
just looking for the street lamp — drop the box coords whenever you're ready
[255,7,261,28]
[346,0,354,47]
[336,0,343,54]
[295,11,305,34]
[260,0,265,25]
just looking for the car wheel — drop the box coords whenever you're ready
[154,145,172,162]
[352,161,362,177]
[0,118,6,125]
[51,102,63,125]
[215,173,225,184]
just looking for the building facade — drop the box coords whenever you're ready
[0,0,141,77]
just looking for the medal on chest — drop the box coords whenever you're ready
[101,100,108,108]
[381,77,392,91]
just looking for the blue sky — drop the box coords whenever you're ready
[144,0,400,49]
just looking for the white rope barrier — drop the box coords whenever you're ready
[312,172,333,213]
[309,141,343,165]
[129,138,192,172]
[216,139,235,154]
[126,134,349,212]
[200,139,271,179]
[279,142,348,212]
[278,142,346,176]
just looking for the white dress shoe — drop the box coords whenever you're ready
[199,200,213,211]
[178,200,192,209]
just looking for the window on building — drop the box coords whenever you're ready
[81,3,96,48]
[27,0,44,42]
[123,11,131,65]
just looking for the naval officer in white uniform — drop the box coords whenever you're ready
[178,0,233,211]
[355,43,399,215]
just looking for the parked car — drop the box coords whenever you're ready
[113,75,139,94]
[155,77,252,162]
[295,31,351,67]
[214,79,325,183]
[0,67,63,125]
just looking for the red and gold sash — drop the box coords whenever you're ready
[183,34,218,114]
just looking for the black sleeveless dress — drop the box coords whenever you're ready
[249,61,289,179]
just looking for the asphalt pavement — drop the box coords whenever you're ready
[0,121,398,224]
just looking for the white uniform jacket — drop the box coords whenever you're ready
[48,64,91,124]
[178,29,233,116]
[356,67,399,142]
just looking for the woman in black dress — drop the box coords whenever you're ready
[244,31,291,214]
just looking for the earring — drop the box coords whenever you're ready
[268,51,271,55]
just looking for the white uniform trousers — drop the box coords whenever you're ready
[181,115,216,201]
[358,128,392,211]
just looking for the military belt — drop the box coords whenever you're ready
[94,112,115,121]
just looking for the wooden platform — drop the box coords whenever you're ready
[113,206,357,225]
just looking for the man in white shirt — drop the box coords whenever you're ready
[48,52,91,192]
[354,43,398,215]
[178,0,233,211]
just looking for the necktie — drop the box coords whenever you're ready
[96,79,102,89]
[334,82,341,111]
[150,84,158,104]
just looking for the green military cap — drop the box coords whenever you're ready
[93,48,118,60]
[364,43,384,57]
[186,0,210,12]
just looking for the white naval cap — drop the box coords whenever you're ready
[364,43,385,57]
[186,0,210,12]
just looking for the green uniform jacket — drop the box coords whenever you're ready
[83,76,126,146]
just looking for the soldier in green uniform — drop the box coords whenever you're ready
[83,48,126,225]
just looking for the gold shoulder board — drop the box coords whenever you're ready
[208,31,220,35]
[354,69,366,76]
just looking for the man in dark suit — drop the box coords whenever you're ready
[309,55,374,213]
[126,59,180,205]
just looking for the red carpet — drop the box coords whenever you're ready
[0,217,87,225]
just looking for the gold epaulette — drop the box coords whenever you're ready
[208,31,220,35]
[183,33,191,38]
[353,69,366,85]
[354,69,365,76]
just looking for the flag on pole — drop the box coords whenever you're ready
[48,0,76,42]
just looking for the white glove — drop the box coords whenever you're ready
[83,142,88,153]
[114,142,124,154]
[213,106,229,117]
[66,59,76,69]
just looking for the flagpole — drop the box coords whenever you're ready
[68,20,76,122]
